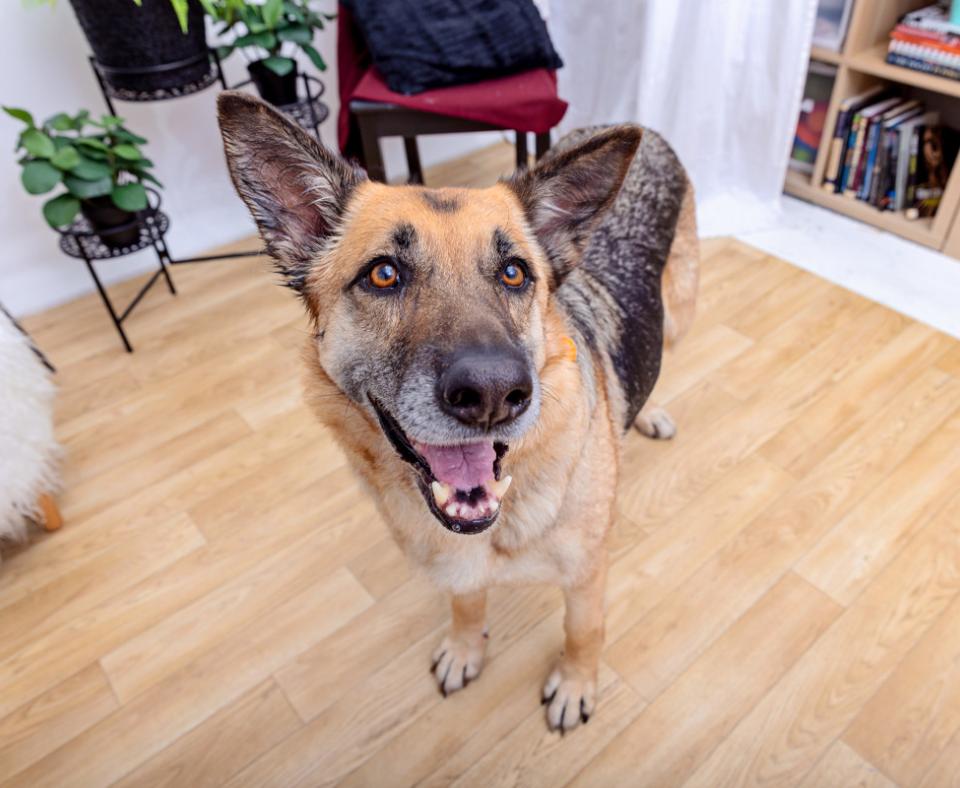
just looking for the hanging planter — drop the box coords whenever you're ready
[208,0,332,106]
[67,0,211,94]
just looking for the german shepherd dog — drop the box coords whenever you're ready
[217,92,698,732]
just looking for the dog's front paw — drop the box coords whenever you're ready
[542,662,597,733]
[634,405,676,440]
[431,631,486,697]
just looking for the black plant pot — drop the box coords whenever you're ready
[67,0,209,93]
[81,197,141,249]
[248,60,300,106]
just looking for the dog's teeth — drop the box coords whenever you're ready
[444,501,458,517]
[489,497,501,513]
[431,480,453,507]
[487,475,513,499]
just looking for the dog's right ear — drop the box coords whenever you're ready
[217,91,366,292]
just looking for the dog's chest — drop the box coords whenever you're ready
[400,507,595,594]
[421,539,578,593]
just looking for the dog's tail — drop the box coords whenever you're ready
[661,180,699,349]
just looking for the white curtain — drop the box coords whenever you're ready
[548,0,818,237]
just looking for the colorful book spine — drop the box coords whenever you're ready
[874,130,896,208]
[888,131,900,209]
[880,129,898,210]
[893,21,960,43]
[842,115,867,195]
[895,122,918,212]
[847,107,884,197]
[886,51,960,81]
[890,39,960,67]
[822,87,886,192]
[891,27,960,55]
[823,108,854,192]
[906,126,922,208]
[859,118,884,200]
[868,130,885,206]
[902,4,960,37]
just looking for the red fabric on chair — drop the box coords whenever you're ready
[353,67,567,132]
[336,4,370,151]
[336,4,567,154]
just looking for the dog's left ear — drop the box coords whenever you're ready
[508,126,641,285]
[217,91,366,293]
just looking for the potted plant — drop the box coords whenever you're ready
[207,0,332,106]
[4,107,161,248]
[61,0,210,94]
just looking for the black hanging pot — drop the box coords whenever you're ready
[81,197,141,249]
[248,59,300,106]
[67,0,210,94]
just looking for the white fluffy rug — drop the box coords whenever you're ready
[0,310,59,543]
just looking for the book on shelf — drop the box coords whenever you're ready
[877,105,923,210]
[842,96,902,197]
[895,113,936,212]
[866,101,922,206]
[907,124,960,219]
[822,85,886,192]
[790,62,836,174]
[887,4,960,81]
[901,4,960,37]
[812,0,855,52]
[817,87,956,219]
[891,24,960,54]
[887,46,960,80]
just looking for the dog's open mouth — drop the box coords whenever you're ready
[369,397,511,535]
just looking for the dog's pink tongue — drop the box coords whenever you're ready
[417,441,495,491]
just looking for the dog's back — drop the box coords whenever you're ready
[547,126,699,430]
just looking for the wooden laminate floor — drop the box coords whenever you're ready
[4,142,960,787]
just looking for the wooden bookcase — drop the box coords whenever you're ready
[785,0,960,258]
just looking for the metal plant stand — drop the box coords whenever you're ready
[228,72,330,138]
[85,52,329,265]
[73,51,331,350]
[88,52,224,114]
[57,189,176,352]
[84,49,265,291]
[89,52,329,141]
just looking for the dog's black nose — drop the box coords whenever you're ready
[439,349,532,430]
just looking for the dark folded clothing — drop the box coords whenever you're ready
[343,0,563,95]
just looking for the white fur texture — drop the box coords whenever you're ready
[0,311,59,543]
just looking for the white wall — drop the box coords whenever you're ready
[0,3,497,318]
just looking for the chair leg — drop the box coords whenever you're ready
[37,493,63,532]
[535,131,551,161]
[404,136,424,184]
[515,131,529,171]
[356,114,387,182]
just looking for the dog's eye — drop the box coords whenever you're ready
[500,260,527,289]
[369,261,399,289]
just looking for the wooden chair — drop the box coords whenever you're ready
[336,5,568,182]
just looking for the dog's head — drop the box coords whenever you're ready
[218,92,639,535]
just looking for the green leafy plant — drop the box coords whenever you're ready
[205,0,334,76]
[3,107,160,229]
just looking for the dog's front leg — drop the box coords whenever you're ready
[431,589,488,697]
[543,560,607,732]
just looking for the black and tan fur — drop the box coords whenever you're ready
[218,92,698,732]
